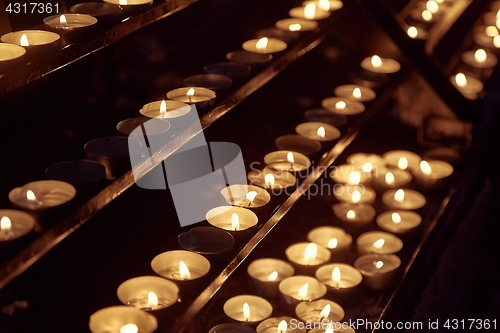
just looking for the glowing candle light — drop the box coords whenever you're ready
[318,0,330,11]
[391,212,401,224]
[120,324,138,333]
[304,243,318,262]
[351,190,361,204]
[298,283,309,299]
[494,36,500,48]
[371,55,382,68]
[374,260,384,269]
[455,73,467,87]
[475,49,487,63]
[335,100,346,110]
[179,260,191,280]
[397,157,408,170]
[287,152,295,171]
[320,303,331,319]
[326,322,334,333]
[1,216,11,236]
[278,320,287,333]
[327,237,338,249]
[26,190,38,205]
[373,238,385,249]
[243,303,251,321]
[304,3,316,19]
[256,37,269,50]
[245,191,258,206]
[362,162,373,173]
[486,26,498,37]
[268,271,279,282]
[119,0,128,5]
[394,189,405,203]
[20,34,29,46]
[385,172,395,185]
[265,173,275,187]
[147,292,158,310]
[331,267,341,288]
[317,126,326,139]
[352,87,362,99]
[231,213,240,231]
[186,88,195,103]
[426,0,439,14]
[60,15,68,28]
[159,100,167,116]
[348,171,361,185]
[407,26,418,38]
[346,210,356,220]
[289,23,302,31]
[422,10,433,21]
[420,160,432,176]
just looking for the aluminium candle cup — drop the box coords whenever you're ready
[275,135,321,155]
[285,242,331,276]
[354,254,401,290]
[8,180,76,230]
[295,298,344,324]
[409,7,438,24]
[70,2,123,21]
[257,28,299,43]
[103,0,153,16]
[247,167,296,192]
[206,206,258,241]
[473,31,500,51]
[166,87,216,108]
[84,136,141,179]
[256,316,306,333]
[450,73,483,100]
[461,49,498,69]
[422,147,462,165]
[278,276,327,313]
[264,151,311,172]
[406,25,429,42]
[247,258,295,299]
[140,100,191,119]
[332,203,376,236]
[289,6,330,20]
[376,210,422,235]
[1,30,59,60]
[275,18,318,32]
[307,226,352,262]
[220,184,271,208]
[411,160,453,191]
[183,74,233,93]
[382,188,426,210]
[242,38,287,54]
[372,168,412,192]
[0,43,26,73]
[178,226,234,258]
[0,209,35,252]
[204,62,251,81]
[315,264,362,304]
[226,50,273,68]
[89,306,157,333]
[333,85,376,103]
[348,69,390,89]
[43,14,97,37]
[209,323,256,333]
[223,295,273,326]
[321,97,366,116]
[116,117,170,137]
[357,231,403,255]
[383,150,421,171]
[303,108,348,127]
[333,185,376,205]
[330,164,372,185]
[116,276,179,311]
[295,122,341,141]
[360,56,401,74]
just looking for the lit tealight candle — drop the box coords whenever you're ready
[333,185,376,204]
[248,167,297,190]
[140,100,191,118]
[289,3,330,20]
[43,14,97,30]
[0,210,35,243]
[330,164,371,185]
[372,168,412,191]
[0,43,26,71]
[407,25,429,40]
[295,298,344,323]
[346,153,386,172]
[357,231,403,255]
[89,306,157,333]
[331,202,376,233]
[166,87,216,107]
[361,55,401,74]
[264,151,311,172]
[224,295,273,324]
[275,18,318,32]
[315,263,362,299]
[242,37,287,53]
[248,258,295,298]
[307,226,352,262]
[426,0,440,14]
[377,210,422,234]
[412,159,453,190]
[257,317,306,333]
[151,250,211,281]
[116,276,179,311]
[451,73,484,100]
[462,48,498,68]
[382,188,426,210]
[220,184,271,208]
[285,242,331,275]
[334,84,376,102]
[321,97,366,115]
[354,254,401,290]
[383,150,421,171]
[206,206,258,232]
[279,276,327,311]
[295,122,341,141]
[1,30,60,54]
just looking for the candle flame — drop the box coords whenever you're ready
[120,324,138,333]
[304,242,318,261]
[374,261,384,269]
[320,304,331,319]
[246,191,258,205]
[268,271,279,281]
[494,35,500,48]
[1,216,11,231]
[371,55,382,68]
[287,151,295,164]
[264,173,275,187]
[289,23,302,31]
[397,157,408,170]
[394,189,405,203]
[317,126,326,138]
[298,283,309,299]
[426,0,439,14]
[407,26,418,39]
[348,171,361,185]
[160,100,167,114]
[361,162,373,173]
[422,10,433,21]
[243,302,251,321]
[318,0,330,11]
[486,26,498,37]
[304,3,316,20]
[147,291,158,308]
[26,190,36,202]
[179,260,191,280]
[335,101,346,110]
[186,88,195,97]
[420,160,432,176]
[332,267,341,282]
[119,0,128,5]
[351,190,361,203]
[455,73,467,87]
[373,238,385,249]
[231,213,240,231]
[256,37,269,50]
[346,209,356,220]
[385,172,395,185]
[278,320,288,333]
[327,237,338,248]
[20,34,29,47]
[475,49,487,63]
[392,212,402,224]
[352,87,362,99]
[60,14,68,27]
[326,322,334,333]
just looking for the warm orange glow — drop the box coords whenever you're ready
[298,283,309,299]
[426,0,439,14]
[351,190,361,203]
[318,0,330,11]
[373,238,385,249]
[246,191,258,205]
[304,243,318,261]
[455,73,467,87]
[186,88,195,97]
[317,126,326,138]
[287,152,295,164]
[304,3,316,19]
[475,49,487,63]
[374,261,384,269]
[348,171,361,185]
[486,26,498,37]
[26,190,36,202]
[119,0,128,5]
[352,87,362,99]
[397,157,408,170]
[420,160,432,176]
[265,173,275,187]
[371,55,382,68]
[407,26,418,38]
[268,271,279,282]
[346,209,356,220]
[120,324,138,333]
[256,37,269,50]
[394,189,405,203]
[325,322,334,333]
[147,292,158,309]
[362,162,373,173]
[332,267,341,283]
[231,213,240,230]
[20,34,29,47]
[385,172,395,185]
[422,10,433,21]
[278,320,288,333]
[60,15,68,26]
[327,237,338,249]
[320,303,331,319]
[289,23,302,31]
[392,212,402,224]
[335,101,346,110]
[243,303,251,321]
[1,216,11,232]
[179,260,191,280]
[160,100,167,114]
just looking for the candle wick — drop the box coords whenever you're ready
[188,95,192,103]
[290,162,294,172]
